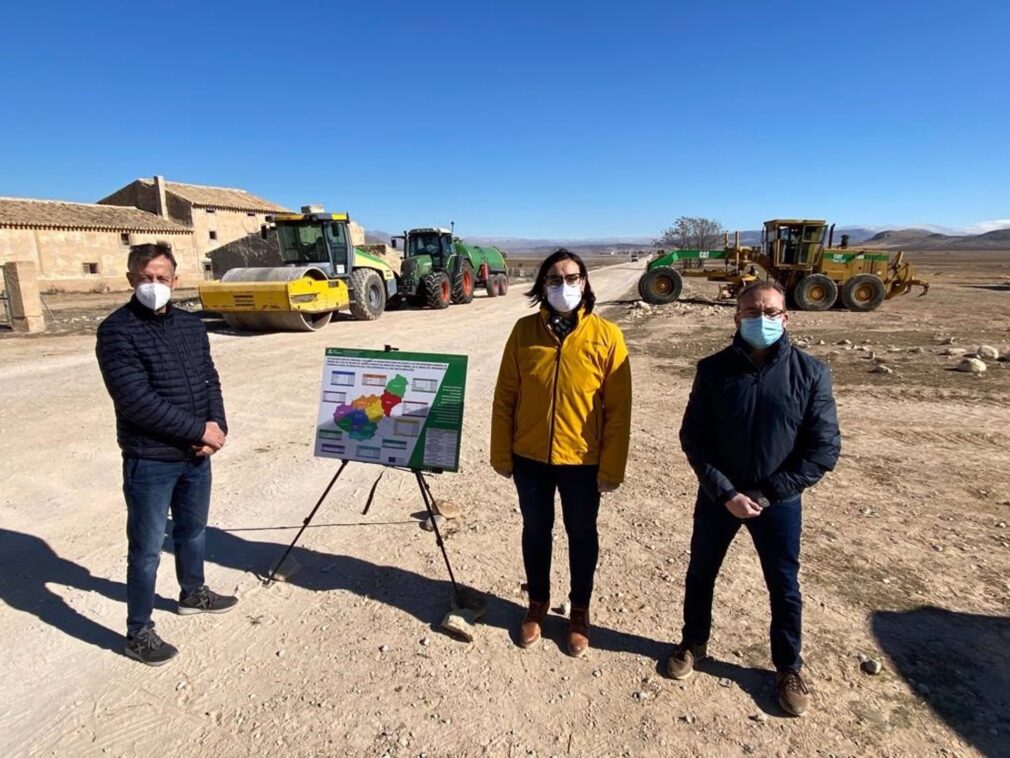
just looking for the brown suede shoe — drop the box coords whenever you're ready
[519,600,550,648]
[566,605,590,657]
[776,670,810,716]
[665,642,708,680]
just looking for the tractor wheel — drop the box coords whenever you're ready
[841,274,886,312]
[423,271,452,309]
[348,268,386,320]
[792,274,838,311]
[451,259,475,304]
[496,273,509,295]
[638,267,683,304]
[486,275,499,297]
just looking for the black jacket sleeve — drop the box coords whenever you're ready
[96,323,206,444]
[761,363,841,501]
[202,327,227,433]
[679,366,737,504]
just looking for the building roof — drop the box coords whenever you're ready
[140,179,289,213]
[0,197,191,233]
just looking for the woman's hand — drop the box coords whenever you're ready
[493,464,513,479]
[598,478,619,493]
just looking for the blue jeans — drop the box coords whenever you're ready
[122,457,211,635]
[512,454,600,607]
[681,491,803,672]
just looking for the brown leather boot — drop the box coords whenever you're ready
[567,604,590,657]
[776,670,810,716]
[519,600,550,648]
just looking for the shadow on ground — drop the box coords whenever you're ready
[873,605,1010,757]
[0,528,175,652]
[200,525,671,662]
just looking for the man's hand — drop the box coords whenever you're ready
[598,478,619,494]
[193,444,217,457]
[202,421,226,450]
[724,492,764,519]
[492,464,513,479]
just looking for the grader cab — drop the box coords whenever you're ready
[637,218,929,312]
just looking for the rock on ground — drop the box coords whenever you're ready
[957,358,987,374]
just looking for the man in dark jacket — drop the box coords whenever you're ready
[667,281,840,716]
[96,242,237,666]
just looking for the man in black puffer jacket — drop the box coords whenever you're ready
[665,281,840,717]
[97,242,237,666]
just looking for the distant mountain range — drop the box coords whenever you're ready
[366,225,1010,254]
[861,228,1010,250]
[365,230,654,256]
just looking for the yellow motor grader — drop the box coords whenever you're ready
[638,219,929,311]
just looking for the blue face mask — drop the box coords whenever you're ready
[739,316,784,349]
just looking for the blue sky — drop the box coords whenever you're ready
[1,1,1007,238]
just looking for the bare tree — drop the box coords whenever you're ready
[656,216,726,251]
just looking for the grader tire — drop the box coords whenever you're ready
[841,274,886,312]
[423,271,452,309]
[451,259,475,304]
[349,268,386,321]
[638,267,683,304]
[792,274,838,311]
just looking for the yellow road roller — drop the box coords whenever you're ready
[198,207,398,332]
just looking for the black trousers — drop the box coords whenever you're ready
[512,454,600,607]
[682,491,804,672]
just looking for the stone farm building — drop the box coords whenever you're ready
[99,176,288,262]
[0,176,288,292]
[0,197,196,292]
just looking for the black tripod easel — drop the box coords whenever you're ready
[264,461,462,605]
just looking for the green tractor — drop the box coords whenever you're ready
[390,226,509,309]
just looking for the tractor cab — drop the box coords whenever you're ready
[271,209,355,277]
[763,219,827,269]
[405,228,455,265]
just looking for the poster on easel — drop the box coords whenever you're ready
[314,348,468,473]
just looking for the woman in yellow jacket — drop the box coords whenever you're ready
[491,249,632,657]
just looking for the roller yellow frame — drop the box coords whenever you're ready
[199,276,349,314]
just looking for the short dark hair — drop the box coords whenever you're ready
[737,280,787,309]
[524,248,596,314]
[128,241,177,273]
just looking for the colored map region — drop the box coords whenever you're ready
[333,374,408,440]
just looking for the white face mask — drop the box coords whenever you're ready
[135,282,172,311]
[545,282,583,313]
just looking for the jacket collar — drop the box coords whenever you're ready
[128,295,175,321]
[731,329,791,370]
[538,304,588,342]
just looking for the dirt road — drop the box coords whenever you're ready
[2,257,1008,757]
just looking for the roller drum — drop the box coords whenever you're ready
[220,266,329,283]
[222,310,333,332]
[218,266,334,331]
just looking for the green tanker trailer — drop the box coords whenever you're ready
[389,226,510,309]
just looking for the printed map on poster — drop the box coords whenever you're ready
[314,348,468,473]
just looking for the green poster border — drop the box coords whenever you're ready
[322,348,469,473]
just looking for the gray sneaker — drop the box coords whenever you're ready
[178,585,238,615]
[125,626,178,666]
[666,642,708,680]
